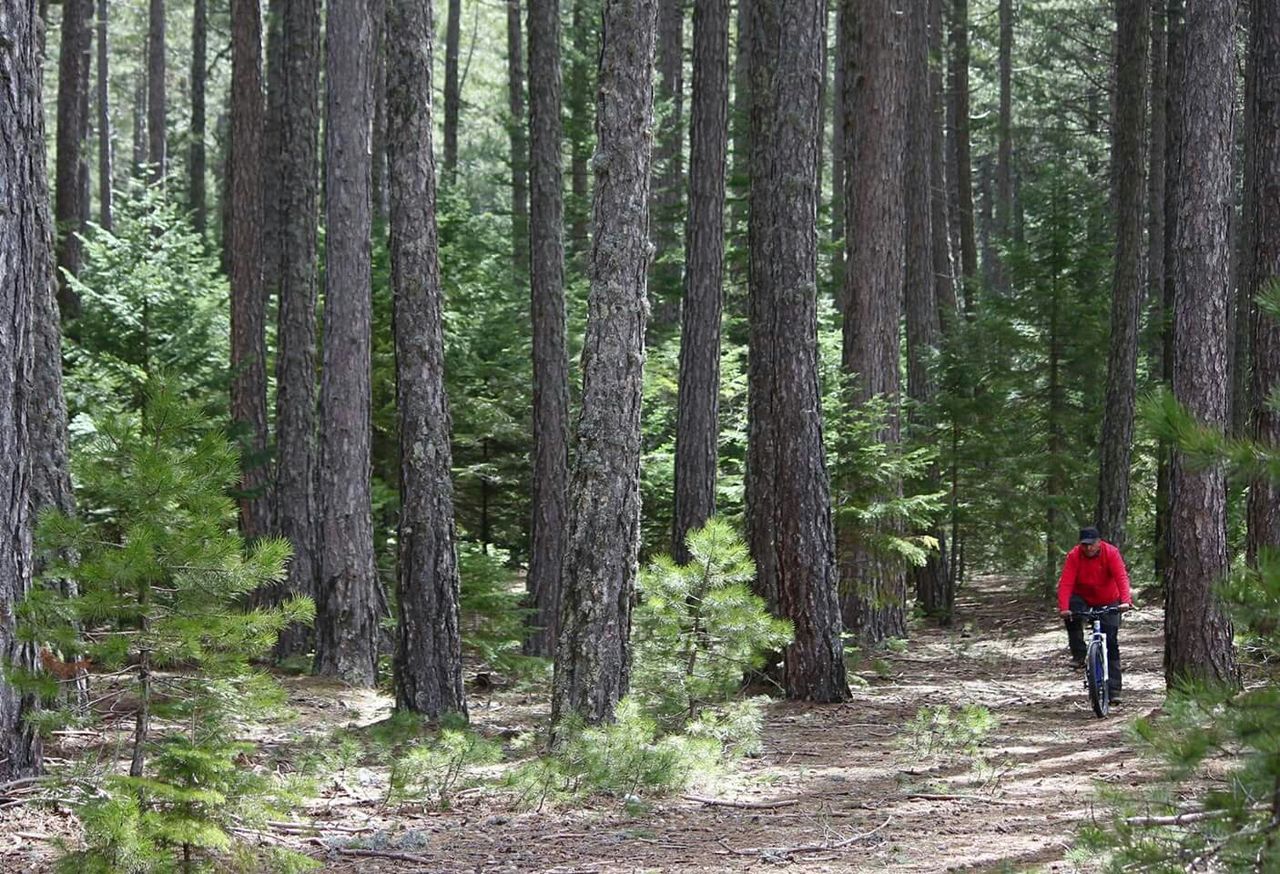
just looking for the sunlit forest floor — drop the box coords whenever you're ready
[3,576,1168,872]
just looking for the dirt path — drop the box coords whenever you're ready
[3,575,1166,872]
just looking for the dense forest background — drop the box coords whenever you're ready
[1,0,1279,869]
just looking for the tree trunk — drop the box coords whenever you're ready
[831,0,845,256]
[949,0,977,316]
[993,0,1013,291]
[96,0,112,231]
[746,0,848,703]
[567,0,595,256]
[189,0,206,232]
[262,0,286,290]
[230,0,271,543]
[524,0,570,658]
[649,0,684,333]
[930,0,957,325]
[443,0,461,181]
[1233,0,1255,442]
[271,0,322,659]
[1165,0,1238,687]
[1096,0,1151,551]
[1246,0,1280,564]
[673,0,729,563]
[551,0,657,729]
[1147,0,1167,376]
[316,0,380,686]
[132,75,146,176]
[387,0,467,718]
[841,0,908,646]
[0,0,43,780]
[147,0,166,181]
[55,0,91,322]
[905,0,950,622]
[1156,0,1183,584]
[508,0,529,289]
[371,0,389,222]
[729,0,752,269]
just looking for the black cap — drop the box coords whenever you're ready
[1079,527,1100,545]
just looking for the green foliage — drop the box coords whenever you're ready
[65,185,231,420]
[17,381,314,873]
[456,543,544,679]
[1075,392,1280,870]
[900,704,998,762]
[827,395,948,572]
[385,718,503,810]
[508,699,723,810]
[631,519,792,728]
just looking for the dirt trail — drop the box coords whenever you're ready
[3,575,1166,872]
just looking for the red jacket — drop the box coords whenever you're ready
[1056,541,1132,612]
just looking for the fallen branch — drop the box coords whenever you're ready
[1124,805,1270,828]
[905,793,1021,806]
[683,794,800,810]
[716,815,891,858]
[336,847,433,865]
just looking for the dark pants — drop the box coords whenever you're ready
[1064,594,1122,693]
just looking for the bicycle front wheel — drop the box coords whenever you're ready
[1086,640,1109,718]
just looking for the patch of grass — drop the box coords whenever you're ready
[899,704,998,761]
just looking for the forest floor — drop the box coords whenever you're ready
[3,575,1172,873]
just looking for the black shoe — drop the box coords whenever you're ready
[1109,694,1123,707]
[1072,656,1085,669]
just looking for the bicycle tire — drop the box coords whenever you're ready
[1086,640,1108,717]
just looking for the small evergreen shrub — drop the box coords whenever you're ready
[385,717,502,810]
[17,382,315,873]
[631,519,792,729]
[507,699,721,810]
[900,704,998,761]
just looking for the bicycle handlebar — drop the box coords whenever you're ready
[1071,604,1132,619]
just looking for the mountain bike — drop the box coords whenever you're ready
[1072,605,1128,718]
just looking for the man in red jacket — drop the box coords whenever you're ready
[1057,526,1133,703]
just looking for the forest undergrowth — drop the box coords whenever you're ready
[1,575,1177,873]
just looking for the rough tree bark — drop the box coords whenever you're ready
[841,0,908,645]
[96,0,112,231]
[1147,0,1167,376]
[1096,0,1151,551]
[230,0,271,542]
[271,0,322,659]
[993,0,1013,245]
[566,0,594,255]
[54,0,90,322]
[387,0,467,718]
[263,0,286,290]
[672,0,729,563]
[950,0,977,315]
[1156,0,1183,583]
[747,0,849,702]
[905,0,951,622]
[650,0,684,332]
[930,0,957,324]
[370,0,389,221]
[551,0,657,729]
[147,0,165,180]
[443,0,461,180]
[508,0,529,288]
[316,0,380,686]
[523,0,570,658]
[1165,0,1238,687]
[190,0,206,232]
[0,0,43,779]
[728,0,751,267]
[1246,0,1280,563]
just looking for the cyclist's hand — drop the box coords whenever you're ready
[1059,609,1072,618]
[1119,603,1133,613]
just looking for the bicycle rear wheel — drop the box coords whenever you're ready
[1086,640,1109,717]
